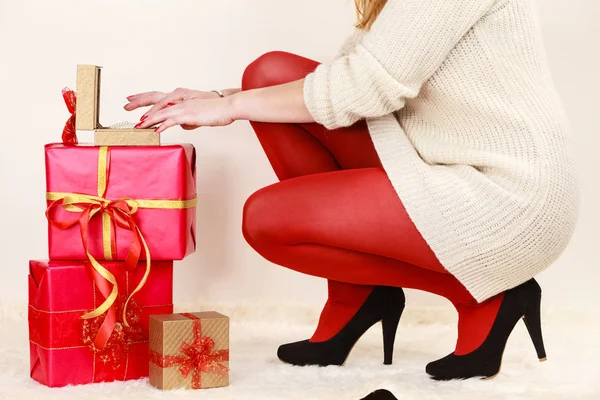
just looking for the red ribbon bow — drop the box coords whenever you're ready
[62,88,78,145]
[150,313,229,389]
[45,195,146,350]
[47,197,144,269]
[45,145,149,351]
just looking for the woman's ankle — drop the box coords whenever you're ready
[453,292,504,355]
[309,282,374,342]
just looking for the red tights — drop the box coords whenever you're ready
[240,51,503,356]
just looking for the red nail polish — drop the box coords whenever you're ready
[140,115,148,122]
[134,123,142,128]
[154,127,160,132]
[167,102,176,107]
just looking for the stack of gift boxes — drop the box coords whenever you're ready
[28,65,230,390]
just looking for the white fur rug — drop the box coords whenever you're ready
[1,302,598,400]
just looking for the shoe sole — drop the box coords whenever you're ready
[277,320,392,367]
[430,315,547,381]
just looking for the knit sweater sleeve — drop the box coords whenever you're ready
[304,0,497,129]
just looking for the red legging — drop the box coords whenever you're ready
[241,51,503,356]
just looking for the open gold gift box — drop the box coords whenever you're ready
[76,65,160,146]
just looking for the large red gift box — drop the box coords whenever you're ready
[45,143,197,261]
[28,260,173,387]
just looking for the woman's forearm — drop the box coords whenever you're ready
[227,79,315,123]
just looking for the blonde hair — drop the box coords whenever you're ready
[355,0,388,30]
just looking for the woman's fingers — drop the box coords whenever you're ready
[138,102,200,133]
[154,118,180,134]
[136,105,182,130]
[124,91,165,111]
[135,97,233,132]
[126,91,157,101]
[141,88,194,118]
[143,96,186,119]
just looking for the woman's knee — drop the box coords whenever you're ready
[241,51,319,91]
[242,185,281,246]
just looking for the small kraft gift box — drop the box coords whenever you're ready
[76,64,160,146]
[28,260,174,387]
[149,312,230,390]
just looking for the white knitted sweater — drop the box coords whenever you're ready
[303,0,580,302]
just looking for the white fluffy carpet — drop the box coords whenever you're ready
[1,302,599,400]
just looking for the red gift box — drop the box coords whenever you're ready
[45,143,197,261]
[28,260,173,387]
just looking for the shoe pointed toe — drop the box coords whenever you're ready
[425,353,455,380]
[425,360,438,377]
[277,340,311,365]
[277,339,349,366]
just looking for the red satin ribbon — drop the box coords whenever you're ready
[45,198,144,350]
[81,295,145,368]
[45,150,145,350]
[62,88,78,145]
[149,313,229,389]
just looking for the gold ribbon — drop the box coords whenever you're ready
[46,193,197,209]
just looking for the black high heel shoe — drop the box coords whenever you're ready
[360,389,398,400]
[426,278,547,380]
[277,286,405,366]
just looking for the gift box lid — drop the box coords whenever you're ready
[75,64,102,131]
[75,64,159,146]
[149,312,230,355]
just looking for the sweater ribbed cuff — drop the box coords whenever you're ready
[303,67,338,130]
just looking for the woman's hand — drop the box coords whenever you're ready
[126,78,314,131]
[124,88,220,114]
[135,97,235,133]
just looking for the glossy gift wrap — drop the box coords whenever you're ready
[28,260,174,387]
[45,143,197,261]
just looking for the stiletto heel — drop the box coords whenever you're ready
[523,291,547,361]
[277,286,405,367]
[426,279,547,380]
[382,304,404,365]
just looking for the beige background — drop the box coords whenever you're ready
[0,0,597,310]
